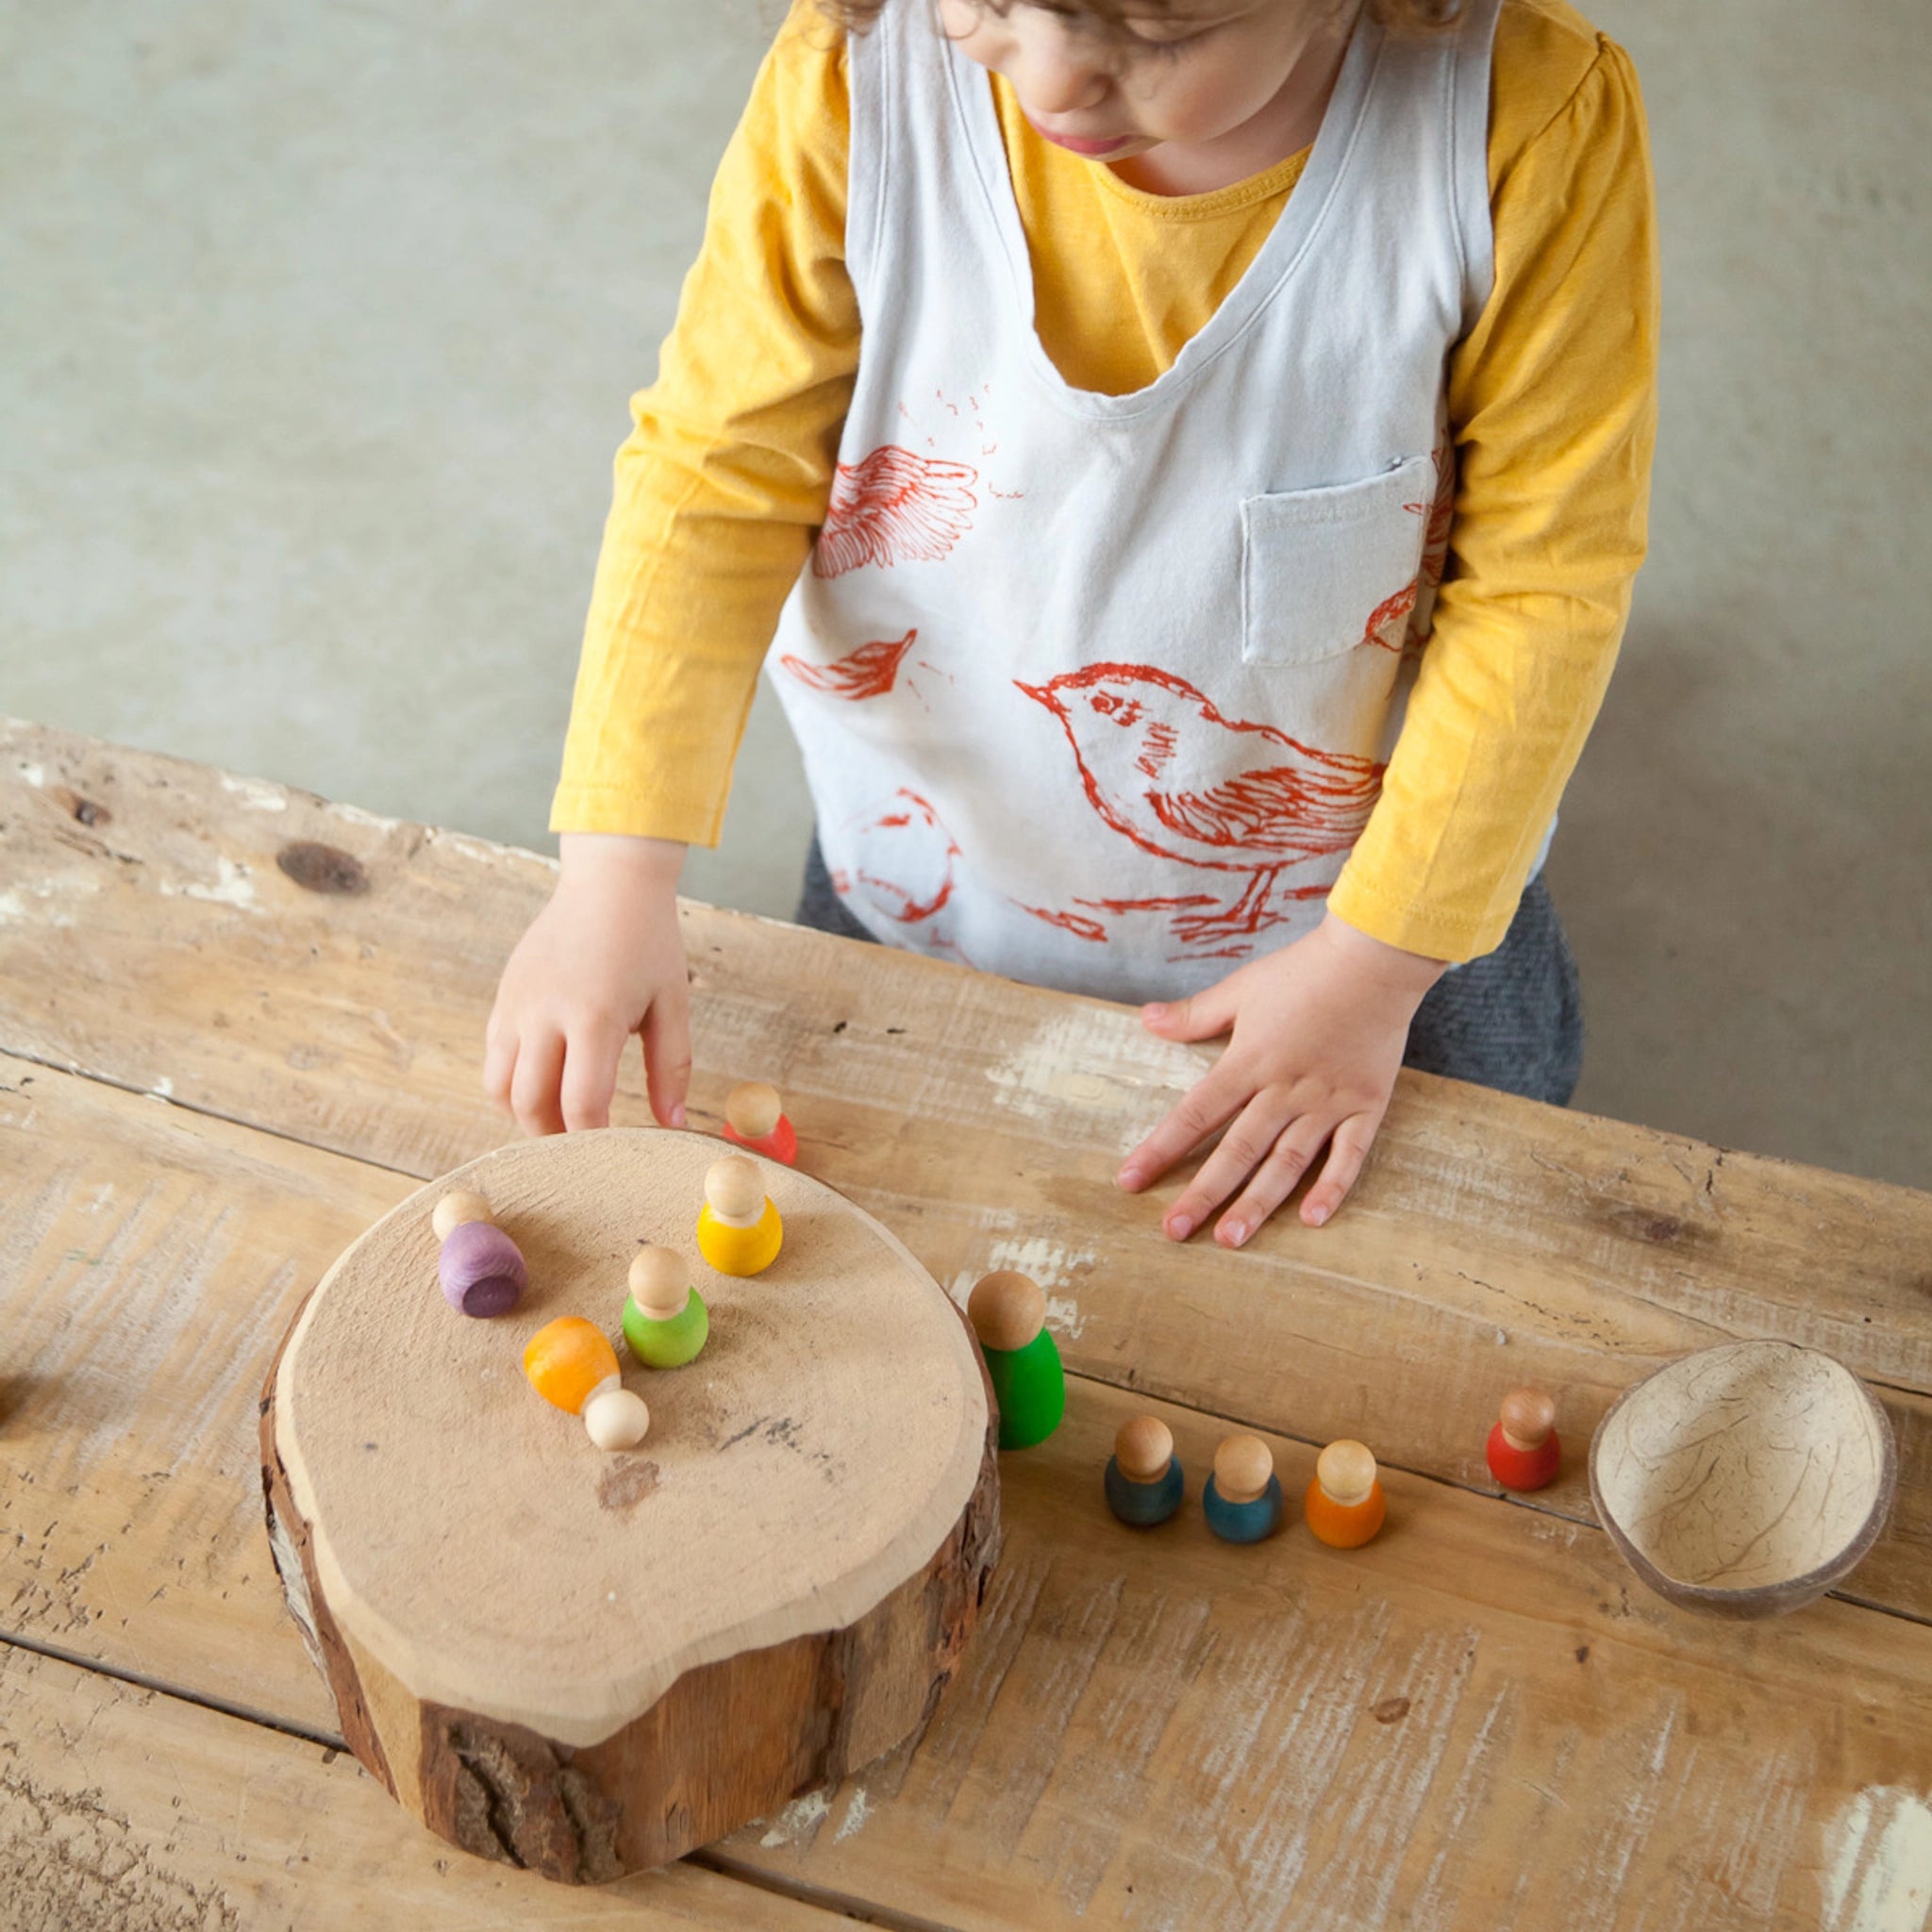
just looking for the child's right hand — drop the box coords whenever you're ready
[484,833,691,1137]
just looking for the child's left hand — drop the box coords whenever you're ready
[1115,913,1447,1244]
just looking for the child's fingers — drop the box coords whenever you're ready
[508,1026,568,1138]
[641,982,692,1131]
[1158,1090,1293,1241]
[482,1015,517,1114]
[1300,1110,1384,1228]
[558,1017,628,1133]
[1140,979,1239,1044]
[1116,1062,1248,1196]
[1213,1111,1336,1248]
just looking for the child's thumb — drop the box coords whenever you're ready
[1140,984,1236,1043]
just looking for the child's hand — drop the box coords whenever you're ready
[484,833,691,1137]
[1115,913,1446,1244]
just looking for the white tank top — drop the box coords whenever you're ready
[770,0,1508,1000]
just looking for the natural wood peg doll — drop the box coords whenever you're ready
[623,1244,711,1368]
[1306,1438,1387,1547]
[432,1190,525,1319]
[696,1156,784,1276]
[723,1081,799,1165]
[1106,1415,1185,1525]
[966,1269,1066,1450]
[524,1316,650,1451]
[1204,1433,1283,1542]
[1486,1385,1560,1491]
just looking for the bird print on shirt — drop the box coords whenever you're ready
[1017,663,1386,945]
[1361,441,1455,658]
[812,447,978,578]
[1411,440,1456,599]
[831,790,976,966]
[1359,583,1418,654]
[781,629,919,700]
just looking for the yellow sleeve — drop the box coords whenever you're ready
[1328,25,1658,961]
[551,3,858,843]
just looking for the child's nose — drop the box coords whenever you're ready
[1011,35,1109,118]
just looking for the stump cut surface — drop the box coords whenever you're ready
[274,1127,992,1749]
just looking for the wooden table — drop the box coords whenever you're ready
[4,717,1930,1931]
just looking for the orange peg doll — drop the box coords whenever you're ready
[1305,1440,1387,1549]
[523,1316,649,1451]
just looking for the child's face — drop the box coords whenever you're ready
[937,0,1348,166]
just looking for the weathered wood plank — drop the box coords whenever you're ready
[265,1125,1001,1879]
[6,722,1932,1615]
[726,1376,1932,1932]
[4,1053,1929,1930]
[0,1642,860,1930]
[0,1055,412,1730]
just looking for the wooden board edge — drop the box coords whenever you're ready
[258,1295,396,1792]
[260,1326,1001,1882]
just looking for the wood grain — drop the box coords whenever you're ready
[724,1376,1932,1932]
[4,1050,1930,1926]
[0,1641,858,1930]
[6,722,1932,1617]
[275,1129,992,1743]
[266,1127,1000,1876]
[0,1049,408,1732]
[8,724,1932,1925]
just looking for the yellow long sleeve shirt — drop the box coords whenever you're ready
[554,0,1657,962]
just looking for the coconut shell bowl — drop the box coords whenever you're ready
[1589,1338,1897,1618]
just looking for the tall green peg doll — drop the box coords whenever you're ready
[967,1269,1065,1451]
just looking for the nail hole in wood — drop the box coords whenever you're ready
[52,786,110,825]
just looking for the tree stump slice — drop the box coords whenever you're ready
[259,1127,1000,1882]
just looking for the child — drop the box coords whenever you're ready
[486,0,1657,1247]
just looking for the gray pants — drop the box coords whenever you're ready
[796,839,1583,1106]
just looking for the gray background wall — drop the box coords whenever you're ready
[4,0,1927,1191]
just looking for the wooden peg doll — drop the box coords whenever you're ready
[1105,1415,1185,1526]
[523,1316,648,1451]
[622,1245,710,1369]
[694,1156,783,1276]
[723,1081,798,1166]
[431,1190,494,1242]
[966,1270,1065,1451]
[432,1190,525,1319]
[1486,1386,1561,1491]
[1203,1433,1282,1543]
[1306,1440,1387,1549]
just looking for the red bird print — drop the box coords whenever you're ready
[1361,444,1456,655]
[1359,583,1418,653]
[838,790,959,924]
[1390,441,1458,664]
[1017,663,1385,943]
[781,629,917,700]
[1409,441,1456,596]
[813,446,978,578]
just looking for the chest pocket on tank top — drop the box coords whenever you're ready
[1240,454,1434,668]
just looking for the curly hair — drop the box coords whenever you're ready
[816,0,1462,36]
